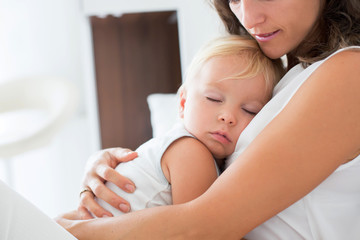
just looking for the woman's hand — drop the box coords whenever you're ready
[56,210,124,240]
[55,210,91,239]
[78,148,138,219]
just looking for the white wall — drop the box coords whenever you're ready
[0,0,82,85]
[0,0,93,217]
[177,0,226,74]
[0,0,225,217]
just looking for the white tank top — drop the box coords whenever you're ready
[226,47,360,240]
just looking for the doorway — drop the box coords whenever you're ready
[91,11,182,149]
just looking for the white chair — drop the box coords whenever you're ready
[0,76,78,185]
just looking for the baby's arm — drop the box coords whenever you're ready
[161,137,218,204]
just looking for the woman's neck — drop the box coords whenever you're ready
[285,54,299,71]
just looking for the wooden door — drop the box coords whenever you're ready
[91,11,182,149]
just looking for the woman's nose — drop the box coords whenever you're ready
[237,0,266,30]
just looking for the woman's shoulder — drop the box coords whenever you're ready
[302,47,360,105]
[322,46,360,67]
[274,47,360,96]
[326,47,360,62]
[314,47,360,86]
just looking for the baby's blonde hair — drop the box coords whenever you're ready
[180,35,284,94]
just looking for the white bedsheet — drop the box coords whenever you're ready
[0,180,76,240]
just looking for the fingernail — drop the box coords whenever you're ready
[119,203,130,213]
[102,214,111,218]
[125,184,135,193]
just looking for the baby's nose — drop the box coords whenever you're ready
[219,113,236,125]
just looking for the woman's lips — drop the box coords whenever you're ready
[254,30,280,42]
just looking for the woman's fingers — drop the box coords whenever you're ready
[106,148,138,167]
[86,179,132,215]
[77,206,94,220]
[79,188,115,218]
[79,184,114,218]
[96,164,136,193]
[86,148,138,192]
[78,147,138,216]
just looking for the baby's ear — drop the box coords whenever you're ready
[178,88,186,119]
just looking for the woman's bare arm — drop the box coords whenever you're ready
[59,50,360,239]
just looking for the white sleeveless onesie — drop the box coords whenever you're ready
[226,47,360,240]
[97,123,219,216]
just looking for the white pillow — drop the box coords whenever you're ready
[147,93,181,138]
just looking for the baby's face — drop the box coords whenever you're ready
[180,55,272,159]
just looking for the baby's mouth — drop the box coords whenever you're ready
[211,132,231,144]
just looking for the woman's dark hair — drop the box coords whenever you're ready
[210,0,360,68]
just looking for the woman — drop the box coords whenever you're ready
[58,0,360,239]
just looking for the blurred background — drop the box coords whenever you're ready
[0,0,224,217]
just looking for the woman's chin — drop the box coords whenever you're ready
[262,48,286,59]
